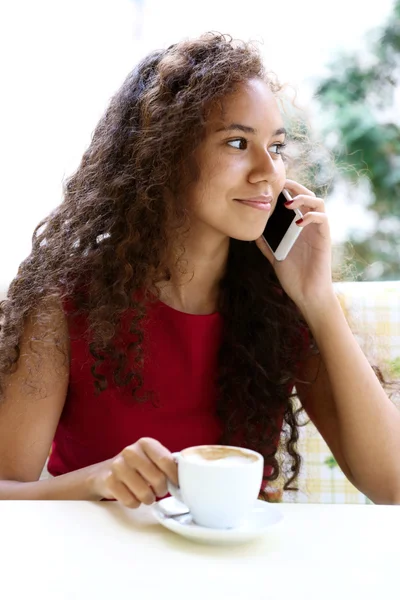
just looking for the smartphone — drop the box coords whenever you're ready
[262,189,303,261]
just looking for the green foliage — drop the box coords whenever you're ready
[388,357,400,378]
[315,1,400,280]
[324,455,338,469]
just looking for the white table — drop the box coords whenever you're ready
[0,501,398,600]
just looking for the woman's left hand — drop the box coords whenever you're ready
[255,179,333,310]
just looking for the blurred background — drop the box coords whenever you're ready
[1,0,399,283]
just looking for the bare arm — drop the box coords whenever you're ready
[296,353,357,485]
[297,293,400,505]
[0,296,97,499]
[0,297,178,503]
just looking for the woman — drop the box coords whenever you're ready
[0,33,399,507]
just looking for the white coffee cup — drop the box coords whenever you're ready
[167,445,264,529]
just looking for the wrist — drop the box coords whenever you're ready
[298,292,341,328]
[85,460,111,501]
[47,463,104,501]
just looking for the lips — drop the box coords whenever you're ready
[234,196,273,211]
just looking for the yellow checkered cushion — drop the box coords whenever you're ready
[281,281,400,504]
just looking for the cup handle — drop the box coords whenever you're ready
[167,451,184,503]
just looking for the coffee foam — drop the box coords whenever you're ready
[182,446,258,465]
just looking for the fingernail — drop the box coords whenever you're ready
[296,218,303,225]
[284,201,294,206]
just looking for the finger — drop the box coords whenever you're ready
[296,212,330,237]
[284,179,316,198]
[140,438,179,487]
[285,194,325,214]
[255,236,275,265]
[122,446,169,497]
[106,477,141,509]
[112,457,156,504]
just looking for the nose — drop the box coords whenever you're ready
[248,148,279,185]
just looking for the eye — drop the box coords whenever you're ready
[270,142,287,155]
[227,138,248,150]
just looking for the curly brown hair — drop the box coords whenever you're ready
[0,32,317,497]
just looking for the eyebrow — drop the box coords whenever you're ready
[215,123,287,136]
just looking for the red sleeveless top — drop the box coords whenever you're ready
[48,297,285,478]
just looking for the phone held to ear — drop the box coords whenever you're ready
[262,189,303,261]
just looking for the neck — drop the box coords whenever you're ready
[157,231,230,315]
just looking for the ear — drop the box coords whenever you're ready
[255,236,274,266]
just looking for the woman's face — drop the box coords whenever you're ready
[187,78,287,242]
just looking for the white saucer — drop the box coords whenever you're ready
[151,496,283,545]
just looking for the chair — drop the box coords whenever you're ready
[281,281,400,504]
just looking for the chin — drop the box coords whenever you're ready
[229,226,266,242]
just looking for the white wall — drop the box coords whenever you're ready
[0,0,395,287]
[0,0,141,286]
[139,0,396,97]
